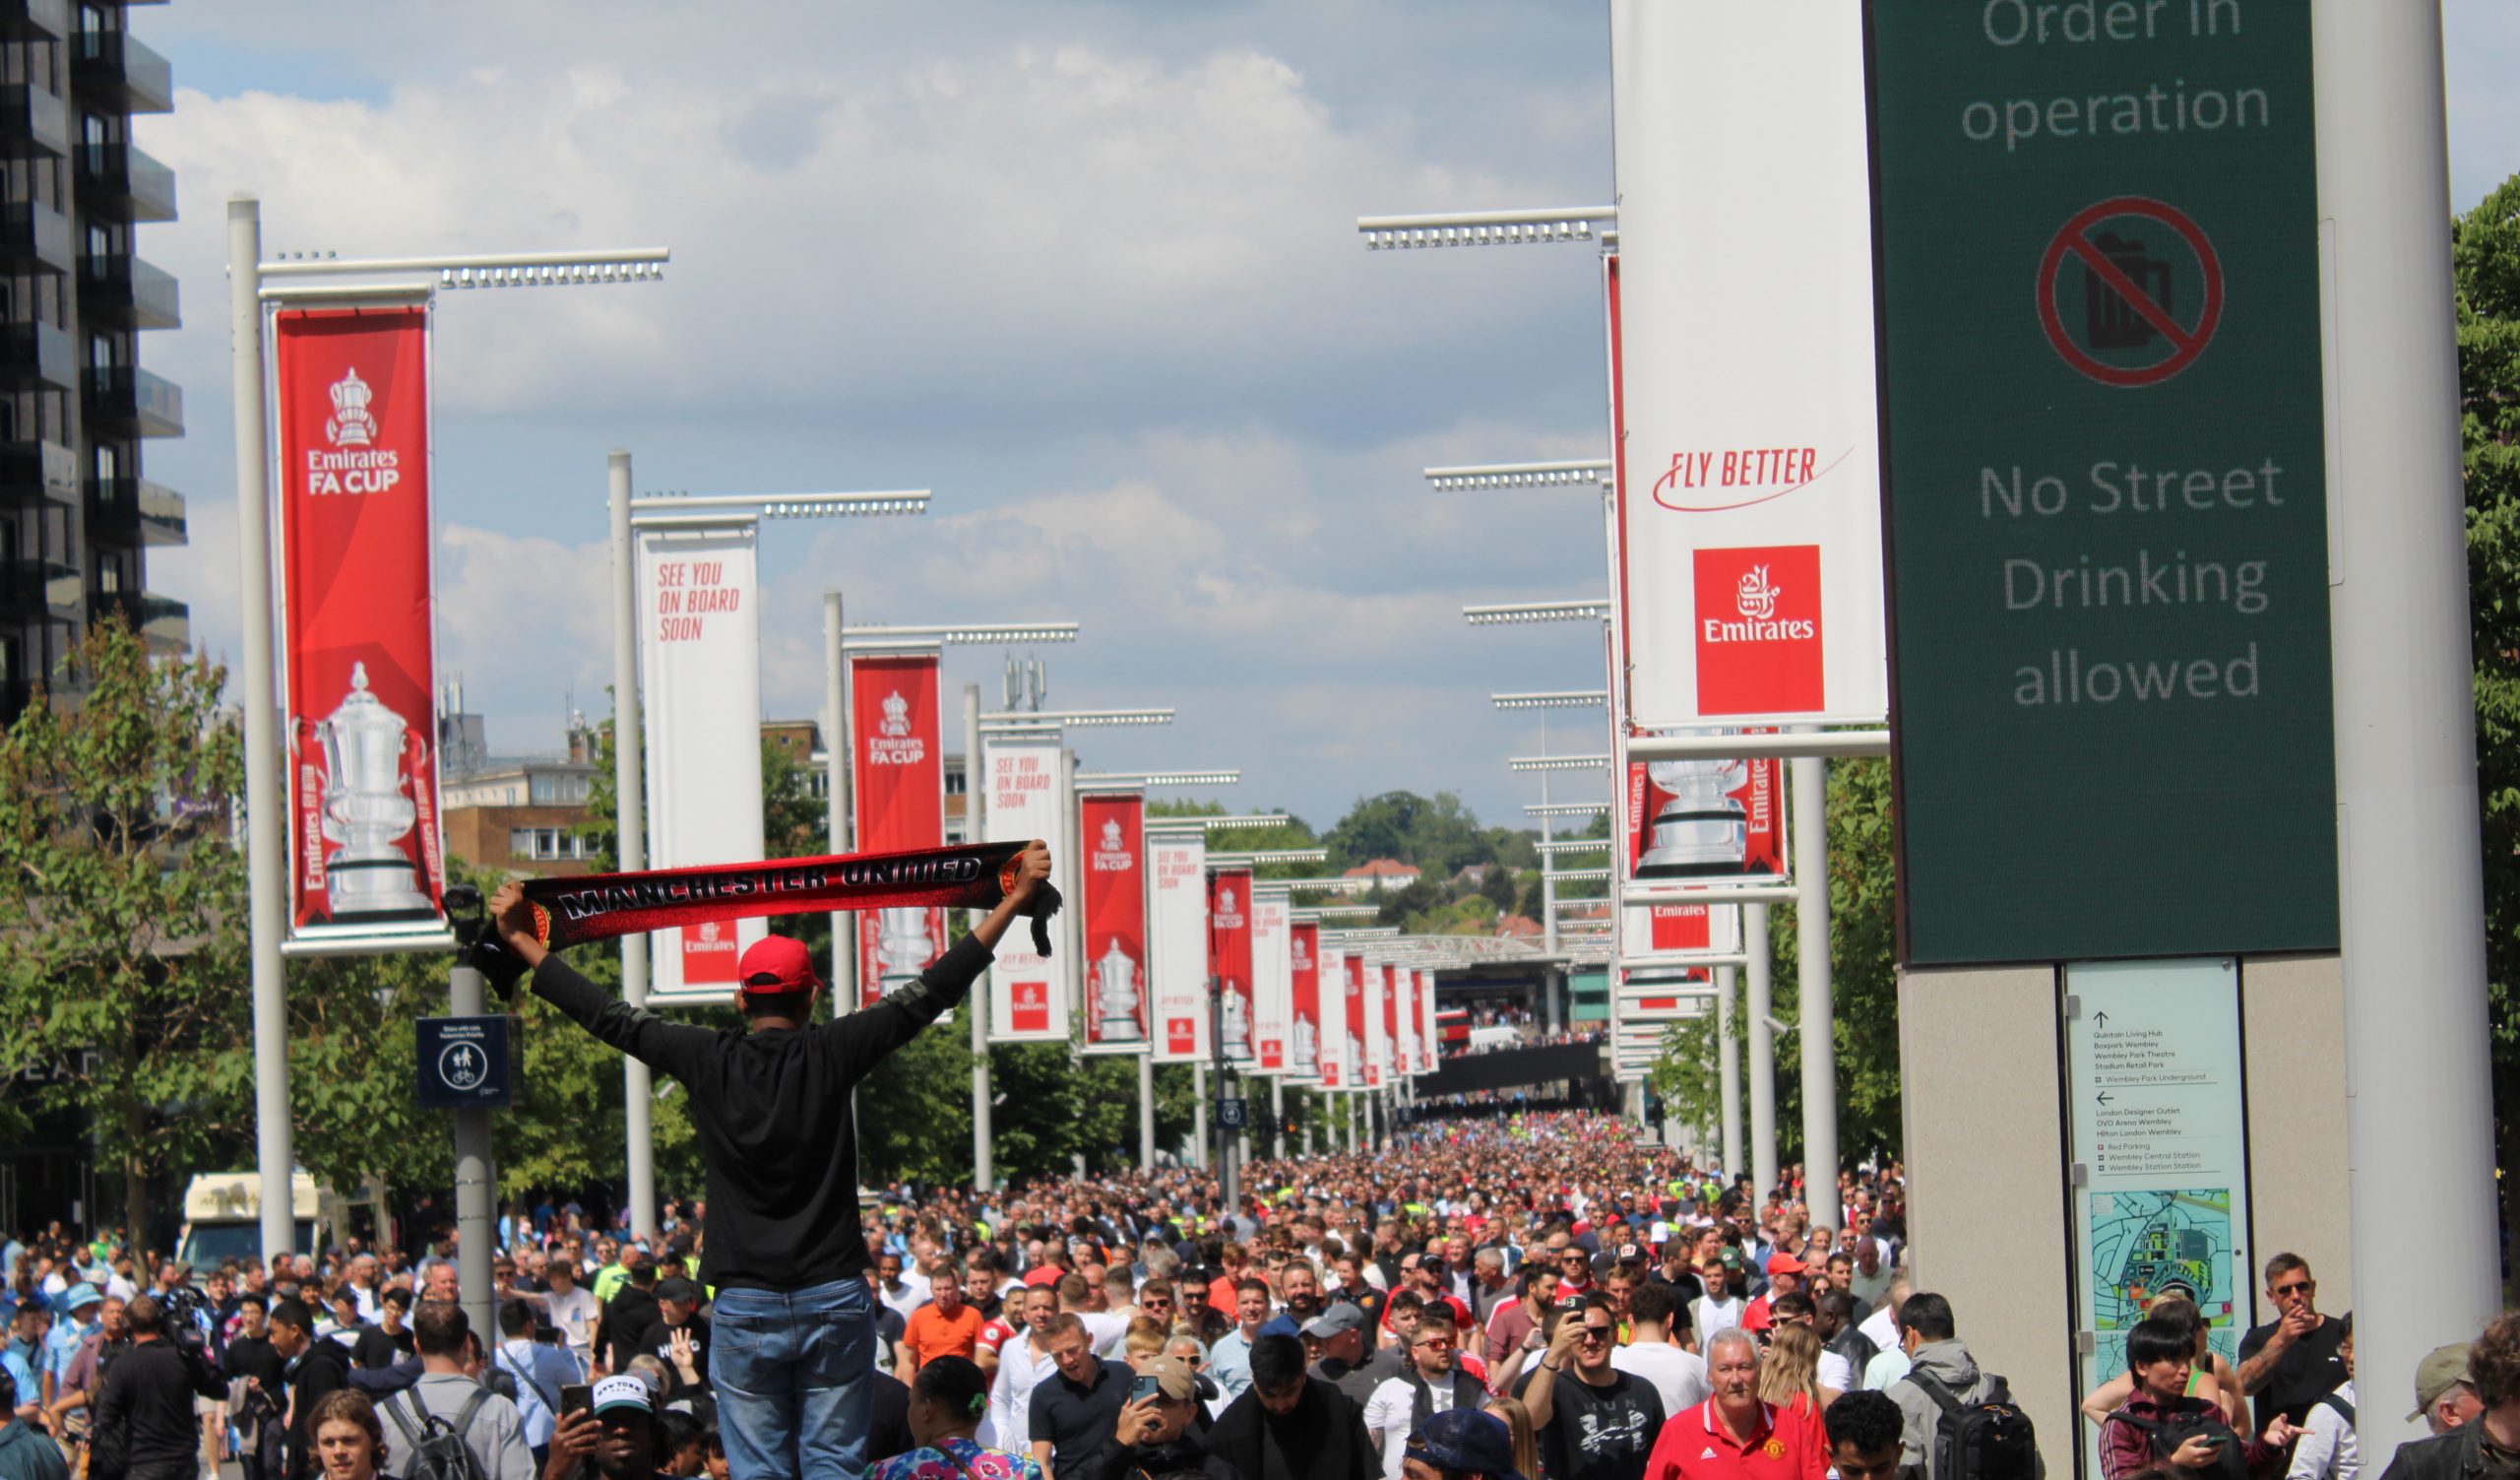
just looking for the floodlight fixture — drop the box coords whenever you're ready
[982,708,1173,729]
[1465,600,1611,626]
[1534,839,1610,856]
[1427,460,1614,492]
[1510,753,1610,772]
[1143,812,1291,832]
[1491,690,1608,711]
[1293,903,1384,922]
[633,491,930,520]
[1277,876,1381,895]
[1356,206,1617,250]
[1526,802,1610,818]
[1543,868,1613,884]
[845,622,1082,648]
[261,246,672,290]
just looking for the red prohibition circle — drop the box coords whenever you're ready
[2036,196,2224,388]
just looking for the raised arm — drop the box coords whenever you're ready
[490,880,715,1079]
[834,843,1051,1079]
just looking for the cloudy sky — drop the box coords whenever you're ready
[130,2,2520,834]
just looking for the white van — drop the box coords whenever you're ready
[175,1173,353,1268]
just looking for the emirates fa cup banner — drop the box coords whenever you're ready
[1148,832,1209,1062]
[637,522,769,1001]
[1209,869,1256,1068]
[1360,960,1389,1090]
[1251,892,1290,1073]
[1343,953,1369,1094]
[1288,923,1324,1085]
[983,735,1073,1041]
[1080,795,1150,1053]
[1381,963,1407,1078]
[852,654,946,1006]
[1608,2,1888,730]
[275,305,448,944]
[1416,968,1438,1073]
[1624,733,1789,889]
[1315,939,1346,1089]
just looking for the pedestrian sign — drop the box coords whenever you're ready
[1218,1096,1247,1129]
[416,1015,511,1109]
[2038,198,2225,387]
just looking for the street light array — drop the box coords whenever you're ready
[1465,600,1612,625]
[1427,461,1614,492]
[1355,206,1618,251]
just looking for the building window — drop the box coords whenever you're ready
[943,770,967,796]
[529,772,590,805]
[509,828,593,862]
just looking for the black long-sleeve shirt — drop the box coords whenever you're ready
[93,1339,226,1471]
[528,932,993,1291]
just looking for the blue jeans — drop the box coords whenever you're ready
[710,1277,876,1480]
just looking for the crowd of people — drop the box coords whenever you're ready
[0,1112,2510,1480]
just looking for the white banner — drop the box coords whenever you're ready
[1251,893,1291,1075]
[1147,832,1209,1063]
[1316,940,1348,1091]
[983,736,1073,1042]
[1608,1,1888,730]
[1360,958,1389,1091]
[637,524,765,1003]
[1416,968,1438,1076]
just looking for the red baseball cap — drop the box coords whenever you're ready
[737,935,822,999]
[1766,1253,1808,1277]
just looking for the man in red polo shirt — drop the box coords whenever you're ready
[1741,1255,1805,1335]
[1645,1328,1826,1480]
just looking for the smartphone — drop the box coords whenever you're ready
[1128,1374,1162,1403]
[561,1384,593,1420]
[1540,1307,1567,1345]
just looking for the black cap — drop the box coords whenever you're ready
[655,1276,702,1305]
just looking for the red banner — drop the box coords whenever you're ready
[1290,923,1321,1080]
[1625,740,1785,882]
[1344,954,1366,1092]
[1381,963,1402,1080]
[1209,869,1254,1065]
[276,306,446,934]
[851,654,946,1005]
[1082,795,1148,1047]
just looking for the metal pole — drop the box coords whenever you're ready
[1745,902,1779,1199]
[1193,1062,1209,1169]
[1793,754,1838,1216]
[824,593,856,1009]
[1271,1078,1286,1162]
[2315,1,2499,1452]
[230,196,296,1269]
[1540,716,1558,955]
[449,961,494,1341]
[1716,963,1743,1178]
[1138,1052,1157,1171]
[607,451,657,1242]
[965,683,992,1190]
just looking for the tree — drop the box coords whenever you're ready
[2455,172,2520,1244]
[0,619,249,1241]
[1322,791,1498,874]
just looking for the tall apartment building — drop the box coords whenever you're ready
[0,0,180,723]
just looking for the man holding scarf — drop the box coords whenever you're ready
[484,839,1052,1480]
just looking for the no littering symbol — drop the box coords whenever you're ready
[2038,196,2224,387]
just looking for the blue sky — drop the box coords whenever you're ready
[129,2,2520,835]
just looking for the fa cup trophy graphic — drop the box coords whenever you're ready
[875,908,934,997]
[312,662,433,918]
[1638,755,1751,873]
[1092,936,1143,1042]
[1221,980,1251,1060]
[1292,1011,1318,1073]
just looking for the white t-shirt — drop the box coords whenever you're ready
[1857,1304,1900,1354]
[2286,1381,2360,1480]
[879,1273,931,1323]
[1365,1374,1459,1480]
[983,1336,1057,1451]
[1079,1310,1131,1358]
[539,1285,599,1356]
[1612,1340,1712,1419]
[1817,1348,1856,1394]
[1695,1293,1746,1336]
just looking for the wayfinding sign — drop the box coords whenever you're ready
[2063,959,2252,1472]
[416,1015,511,1110]
[1869,0,2337,964]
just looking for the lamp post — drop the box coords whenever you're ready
[843,623,1083,1189]
[604,483,928,1238]
[229,196,665,1284]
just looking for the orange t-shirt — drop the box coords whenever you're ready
[901,1303,987,1366]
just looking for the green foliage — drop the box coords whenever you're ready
[1650,755,1903,1168]
[2456,173,2520,1228]
[0,620,250,1239]
[1322,791,1502,874]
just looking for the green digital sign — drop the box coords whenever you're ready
[1869,0,2337,965]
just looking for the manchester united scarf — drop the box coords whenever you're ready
[478,839,1061,967]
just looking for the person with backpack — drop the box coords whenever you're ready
[380,1302,536,1480]
[496,1299,588,1465]
[2100,1315,2280,1480]
[1883,1293,2040,1480]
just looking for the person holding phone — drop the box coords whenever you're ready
[1079,1357,1233,1480]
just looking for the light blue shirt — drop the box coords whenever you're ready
[39,1319,90,1386]
[0,1349,34,1408]
[494,1338,584,1448]
[1208,1328,1255,1399]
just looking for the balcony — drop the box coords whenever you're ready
[0,322,76,392]
[0,81,69,159]
[0,438,77,511]
[0,0,68,39]
[86,364,181,437]
[0,201,75,275]
[79,253,177,329]
[75,143,174,223]
[86,476,182,547]
[71,30,172,115]
[88,587,186,652]
[0,555,77,620]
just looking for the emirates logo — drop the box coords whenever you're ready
[1735,565,1781,620]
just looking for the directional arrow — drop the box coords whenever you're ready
[2096,1091,2113,1105]
[2093,1010,2110,1028]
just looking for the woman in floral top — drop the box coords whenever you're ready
[872,1355,1044,1480]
